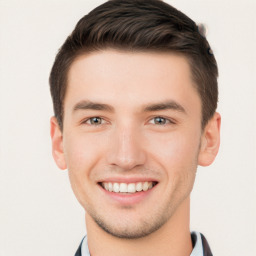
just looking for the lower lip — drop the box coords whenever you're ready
[98,184,156,205]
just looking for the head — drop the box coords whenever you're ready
[50,0,220,239]
[50,0,218,131]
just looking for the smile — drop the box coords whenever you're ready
[100,181,157,193]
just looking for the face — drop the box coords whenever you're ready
[51,50,220,239]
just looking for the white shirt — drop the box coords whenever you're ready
[81,231,204,256]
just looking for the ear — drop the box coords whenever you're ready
[50,116,67,170]
[198,112,221,166]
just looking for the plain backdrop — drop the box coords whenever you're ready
[0,0,255,255]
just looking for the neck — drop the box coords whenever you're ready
[86,197,192,256]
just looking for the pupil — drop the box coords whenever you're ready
[91,117,101,124]
[155,117,165,124]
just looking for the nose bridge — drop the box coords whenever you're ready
[107,122,146,170]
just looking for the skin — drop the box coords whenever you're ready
[51,50,221,256]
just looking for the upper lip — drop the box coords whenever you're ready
[98,177,159,184]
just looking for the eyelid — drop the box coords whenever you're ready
[148,116,176,125]
[81,116,108,125]
[79,116,176,126]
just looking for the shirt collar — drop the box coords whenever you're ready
[190,231,204,256]
[81,231,204,256]
[81,235,90,256]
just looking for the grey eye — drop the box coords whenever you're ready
[153,117,167,125]
[89,117,102,125]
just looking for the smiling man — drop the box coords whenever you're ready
[49,1,220,255]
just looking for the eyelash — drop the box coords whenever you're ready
[81,116,175,126]
[148,116,175,125]
[82,117,106,126]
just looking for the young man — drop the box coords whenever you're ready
[49,0,220,255]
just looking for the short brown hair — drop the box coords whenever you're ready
[49,0,218,130]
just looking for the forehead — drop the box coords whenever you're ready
[65,50,200,114]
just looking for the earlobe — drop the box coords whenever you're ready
[50,116,67,170]
[198,112,221,166]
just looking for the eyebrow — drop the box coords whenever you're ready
[72,100,186,114]
[73,100,114,112]
[143,100,186,114]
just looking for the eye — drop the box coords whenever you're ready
[84,117,104,125]
[149,116,173,125]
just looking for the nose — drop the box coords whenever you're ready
[106,125,146,170]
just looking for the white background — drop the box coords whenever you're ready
[0,0,255,255]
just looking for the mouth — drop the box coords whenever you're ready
[99,181,158,194]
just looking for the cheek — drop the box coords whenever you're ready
[63,133,105,173]
[63,133,105,207]
[154,133,200,199]
[148,130,201,167]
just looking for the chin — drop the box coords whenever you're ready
[89,207,171,240]
[95,219,166,239]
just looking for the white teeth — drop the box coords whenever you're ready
[127,183,136,193]
[143,182,149,191]
[108,182,113,192]
[113,183,119,193]
[102,181,155,193]
[119,183,128,193]
[136,182,143,192]
[104,183,109,190]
